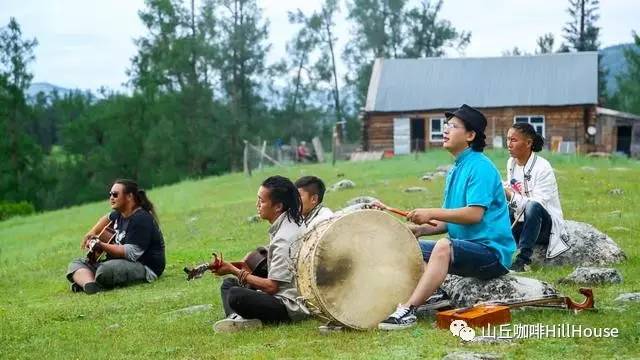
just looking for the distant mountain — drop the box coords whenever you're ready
[26,82,71,99]
[600,43,640,95]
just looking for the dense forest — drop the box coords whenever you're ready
[1,0,639,216]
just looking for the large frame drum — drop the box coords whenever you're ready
[295,210,423,330]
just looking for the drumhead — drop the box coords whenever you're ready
[310,210,423,329]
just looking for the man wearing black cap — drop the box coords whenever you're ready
[379,104,516,330]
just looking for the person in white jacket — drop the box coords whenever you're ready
[504,123,569,272]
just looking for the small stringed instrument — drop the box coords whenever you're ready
[86,221,117,263]
[184,247,268,281]
[436,288,595,329]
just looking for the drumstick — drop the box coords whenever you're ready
[377,203,438,227]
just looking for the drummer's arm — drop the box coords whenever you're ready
[410,220,447,237]
[431,206,485,224]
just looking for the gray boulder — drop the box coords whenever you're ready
[345,196,379,207]
[440,274,558,308]
[559,267,623,285]
[614,293,640,302]
[531,220,626,266]
[329,179,355,191]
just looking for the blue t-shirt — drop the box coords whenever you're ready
[443,148,516,268]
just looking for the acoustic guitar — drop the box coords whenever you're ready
[184,246,268,281]
[86,221,117,263]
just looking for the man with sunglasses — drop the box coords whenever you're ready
[379,104,516,330]
[66,179,165,294]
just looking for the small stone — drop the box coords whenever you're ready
[609,226,630,232]
[443,351,503,360]
[345,196,380,207]
[614,293,640,302]
[434,171,446,177]
[581,166,597,172]
[404,187,427,193]
[559,267,623,285]
[187,216,198,223]
[106,323,121,330]
[470,336,514,344]
[246,215,260,223]
[611,167,630,171]
[329,179,355,191]
[421,174,434,181]
[436,165,453,172]
[165,304,213,316]
[609,188,624,196]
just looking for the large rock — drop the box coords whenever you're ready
[328,179,355,191]
[531,220,626,267]
[440,274,558,308]
[559,267,623,285]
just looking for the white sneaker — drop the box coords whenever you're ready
[213,313,262,333]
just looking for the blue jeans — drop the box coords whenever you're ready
[511,201,551,262]
[419,239,509,280]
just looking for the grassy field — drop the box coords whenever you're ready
[1,149,639,359]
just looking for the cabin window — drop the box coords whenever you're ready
[514,115,545,137]
[430,118,445,142]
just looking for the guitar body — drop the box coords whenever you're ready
[436,305,511,329]
[86,222,116,263]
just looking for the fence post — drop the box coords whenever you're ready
[258,140,267,170]
[243,140,251,177]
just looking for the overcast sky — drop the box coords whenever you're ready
[1,0,638,92]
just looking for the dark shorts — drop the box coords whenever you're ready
[66,258,151,288]
[419,239,509,280]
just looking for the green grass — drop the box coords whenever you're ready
[1,149,639,359]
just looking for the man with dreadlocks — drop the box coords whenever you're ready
[66,179,166,294]
[212,176,309,332]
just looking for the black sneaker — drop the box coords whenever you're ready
[70,282,83,293]
[418,288,451,312]
[83,282,101,295]
[510,257,531,273]
[378,304,417,330]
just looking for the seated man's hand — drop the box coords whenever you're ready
[81,234,94,250]
[407,208,437,226]
[212,260,238,276]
